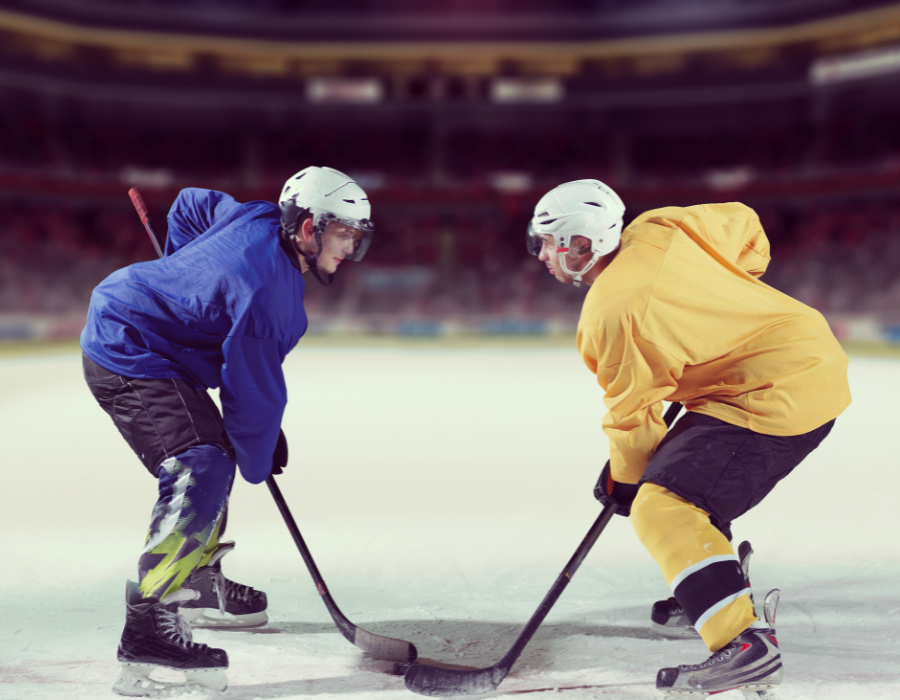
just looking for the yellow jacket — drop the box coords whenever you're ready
[577,203,851,484]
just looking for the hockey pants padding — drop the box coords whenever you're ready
[82,352,234,477]
[138,444,235,601]
[639,411,835,541]
[631,482,756,652]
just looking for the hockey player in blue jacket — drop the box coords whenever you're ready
[81,166,374,696]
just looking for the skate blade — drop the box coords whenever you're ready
[741,686,781,700]
[650,621,700,639]
[180,607,268,629]
[113,662,228,697]
[658,684,780,699]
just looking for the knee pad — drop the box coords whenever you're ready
[631,482,699,552]
[631,483,732,580]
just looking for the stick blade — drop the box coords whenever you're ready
[325,597,417,662]
[404,662,503,697]
[354,627,417,663]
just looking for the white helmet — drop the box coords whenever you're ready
[527,179,625,286]
[279,166,374,270]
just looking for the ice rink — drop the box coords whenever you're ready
[1,343,898,700]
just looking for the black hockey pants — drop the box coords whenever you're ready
[82,353,234,477]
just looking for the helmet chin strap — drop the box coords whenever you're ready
[557,248,600,287]
[290,233,334,286]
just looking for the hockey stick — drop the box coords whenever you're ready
[403,401,684,697]
[127,186,417,663]
[266,476,417,662]
[128,187,164,258]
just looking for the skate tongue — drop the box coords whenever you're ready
[763,589,780,630]
[161,588,201,606]
[212,570,227,615]
[207,542,236,569]
[125,580,142,605]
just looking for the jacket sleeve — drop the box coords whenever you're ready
[219,334,288,484]
[584,326,685,484]
[165,189,243,256]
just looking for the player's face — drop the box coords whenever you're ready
[537,234,594,284]
[537,234,574,284]
[316,221,363,273]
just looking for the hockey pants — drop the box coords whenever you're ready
[631,412,834,651]
[82,353,238,601]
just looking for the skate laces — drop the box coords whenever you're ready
[209,567,261,611]
[156,605,208,651]
[224,576,261,604]
[665,597,684,615]
[681,641,739,671]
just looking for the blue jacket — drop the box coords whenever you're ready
[81,188,308,483]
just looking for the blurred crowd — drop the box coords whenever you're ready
[0,200,147,316]
[2,88,899,326]
[759,202,900,319]
[3,103,900,192]
[2,193,899,326]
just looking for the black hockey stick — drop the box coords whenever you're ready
[128,187,417,663]
[266,476,417,661]
[403,401,684,697]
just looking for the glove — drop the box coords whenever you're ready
[271,429,288,476]
[593,461,640,517]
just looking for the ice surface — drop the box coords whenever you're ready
[1,347,898,700]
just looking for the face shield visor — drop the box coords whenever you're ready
[526,221,544,256]
[527,221,593,270]
[527,219,599,286]
[312,210,374,262]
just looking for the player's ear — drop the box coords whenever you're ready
[572,235,591,256]
[300,217,315,241]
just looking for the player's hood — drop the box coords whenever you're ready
[622,203,771,280]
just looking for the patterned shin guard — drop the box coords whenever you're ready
[138,444,236,600]
[632,482,757,651]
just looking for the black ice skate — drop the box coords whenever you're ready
[651,540,755,639]
[179,541,268,628]
[650,596,697,639]
[656,589,782,700]
[113,581,229,697]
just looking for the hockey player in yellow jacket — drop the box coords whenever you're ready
[526,180,850,699]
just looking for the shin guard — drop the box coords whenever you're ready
[138,444,235,601]
[632,482,757,651]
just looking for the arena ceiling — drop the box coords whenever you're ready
[6,1,900,42]
[1,0,900,79]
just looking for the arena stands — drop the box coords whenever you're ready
[1,0,900,340]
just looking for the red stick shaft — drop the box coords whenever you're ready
[128,187,164,259]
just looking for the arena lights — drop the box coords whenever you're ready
[489,77,563,104]
[306,77,384,104]
[811,44,900,85]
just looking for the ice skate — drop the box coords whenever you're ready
[650,596,699,638]
[179,541,268,629]
[113,581,229,697]
[656,590,782,700]
[651,540,755,639]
